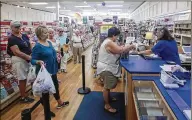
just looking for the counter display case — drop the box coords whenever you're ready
[132,81,177,120]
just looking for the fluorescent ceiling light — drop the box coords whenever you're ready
[29,2,48,5]
[84,1,87,4]
[106,5,123,7]
[60,10,71,11]
[46,6,56,9]
[104,1,124,4]
[83,10,95,12]
[109,9,122,11]
[75,6,91,8]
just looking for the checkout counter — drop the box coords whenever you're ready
[120,55,191,120]
[179,46,191,70]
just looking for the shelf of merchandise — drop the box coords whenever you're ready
[0,21,33,110]
[0,85,31,110]
[173,20,191,46]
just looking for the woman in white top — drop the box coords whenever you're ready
[48,28,61,71]
[72,29,83,64]
[97,27,135,114]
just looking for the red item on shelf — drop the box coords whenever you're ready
[21,21,28,26]
[0,21,11,25]
[32,22,40,26]
[1,79,15,95]
[46,22,52,26]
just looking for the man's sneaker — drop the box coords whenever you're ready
[20,97,34,103]
[57,101,69,109]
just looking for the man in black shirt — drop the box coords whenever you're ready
[7,21,34,103]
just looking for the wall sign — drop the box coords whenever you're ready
[103,18,112,22]
[89,16,94,20]
[113,16,118,24]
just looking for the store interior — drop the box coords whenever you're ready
[0,1,191,120]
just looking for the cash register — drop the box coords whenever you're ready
[179,46,191,63]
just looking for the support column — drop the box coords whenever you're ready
[56,1,60,21]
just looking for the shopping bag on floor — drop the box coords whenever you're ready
[33,66,56,97]
[27,65,36,84]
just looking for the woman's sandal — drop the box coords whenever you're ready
[104,106,117,114]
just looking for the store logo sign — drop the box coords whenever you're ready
[103,18,112,22]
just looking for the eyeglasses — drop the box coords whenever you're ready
[59,31,64,32]
[14,26,21,29]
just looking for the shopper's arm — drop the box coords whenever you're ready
[31,45,44,65]
[10,45,31,61]
[106,41,135,54]
[139,50,152,55]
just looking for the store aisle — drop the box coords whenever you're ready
[0,46,124,120]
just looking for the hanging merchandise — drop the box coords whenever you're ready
[113,16,118,24]
[83,16,88,24]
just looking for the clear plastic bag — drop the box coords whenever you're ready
[33,66,56,97]
[27,65,36,84]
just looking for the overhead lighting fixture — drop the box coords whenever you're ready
[84,1,87,4]
[83,10,95,12]
[17,5,20,7]
[106,5,123,7]
[104,1,124,4]
[75,6,91,8]
[60,10,71,11]
[109,9,122,11]
[46,6,56,9]
[29,2,48,5]
[23,6,25,8]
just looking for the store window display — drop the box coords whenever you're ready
[7,21,34,103]
[139,27,181,65]
[97,27,135,114]
[31,26,69,113]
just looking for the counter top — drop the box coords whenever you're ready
[132,76,191,120]
[120,55,166,74]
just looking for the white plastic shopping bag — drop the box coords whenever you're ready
[33,66,56,97]
[27,65,36,84]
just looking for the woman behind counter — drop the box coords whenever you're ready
[139,27,181,65]
[31,26,69,117]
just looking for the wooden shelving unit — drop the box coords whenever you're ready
[173,20,191,46]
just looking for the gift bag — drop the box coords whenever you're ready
[27,65,36,84]
[33,66,56,97]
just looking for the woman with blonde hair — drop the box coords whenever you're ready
[48,28,62,72]
[31,25,69,116]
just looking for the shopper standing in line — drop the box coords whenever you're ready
[56,27,69,72]
[139,27,181,65]
[31,26,69,112]
[72,29,84,64]
[97,27,135,114]
[48,28,62,73]
[7,21,34,103]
